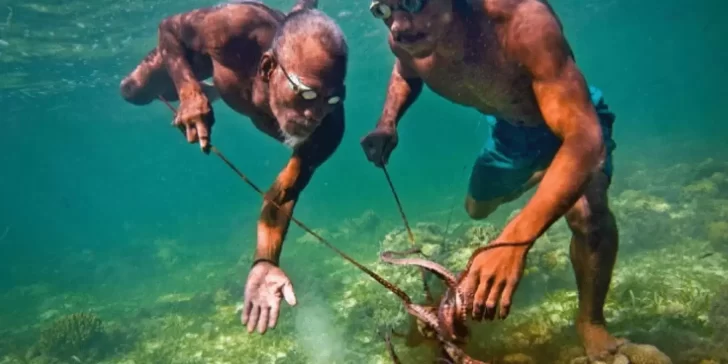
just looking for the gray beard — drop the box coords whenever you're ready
[280,128,307,149]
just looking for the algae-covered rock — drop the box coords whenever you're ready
[557,345,587,364]
[566,344,671,364]
[682,178,719,200]
[706,221,728,253]
[341,209,383,235]
[501,352,536,364]
[618,343,672,364]
[296,210,388,249]
[520,219,573,295]
[612,190,676,251]
[690,159,728,182]
[681,159,728,201]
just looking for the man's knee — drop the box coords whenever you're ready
[465,196,501,220]
[119,76,153,105]
[565,193,615,239]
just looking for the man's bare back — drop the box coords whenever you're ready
[121,2,288,140]
[119,0,349,336]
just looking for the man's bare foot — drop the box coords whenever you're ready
[578,322,626,361]
[571,323,671,364]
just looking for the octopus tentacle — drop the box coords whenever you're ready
[379,247,436,303]
[404,303,487,364]
[380,250,459,288]
[380,248,469,341]
[405,303,441,330]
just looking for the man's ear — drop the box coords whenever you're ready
[259,52,276,82]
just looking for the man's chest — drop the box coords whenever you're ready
[403,45,543,124]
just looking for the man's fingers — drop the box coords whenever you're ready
[282,282,297,306]
[472,277,488,320]
[360,137,374,156]
[185,124,198,143]
[257,307,270,334]
[498,280,518,319]
[268,300,281,329]
[382,139,396,164]
[367,141,381,163]
[247,305,260,333]
[196,120,210,151]
[241,299,253,325]
[485,280,505,321]
[361,135,387,165]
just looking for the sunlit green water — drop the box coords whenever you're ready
[0,0,726,363]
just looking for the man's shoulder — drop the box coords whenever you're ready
[203,1,284,25]
[471,0,559,23]
[184,1,282,47]
[471,0,565,49]
[486,0,573,77]
[214,0,281,14]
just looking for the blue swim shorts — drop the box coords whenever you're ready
[467,86,617,202]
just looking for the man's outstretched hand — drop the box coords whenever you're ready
[457,243,530,321]
[241,261,297,334]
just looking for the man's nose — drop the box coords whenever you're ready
[303,107,325,127]
[390,12,413,36]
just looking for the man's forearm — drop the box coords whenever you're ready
[252,156,307,265]
[378,64,423,128]
[254,199,295,265]
[497,135,604,244]
[251,111,341,265]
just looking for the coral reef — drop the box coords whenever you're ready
[29,312,106,361]
[1,157,727,364]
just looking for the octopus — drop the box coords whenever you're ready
[377,247,483,364]
[377,242,531,364]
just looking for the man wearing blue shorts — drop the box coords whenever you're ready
[359,0,668,362]
[468,86,616,212]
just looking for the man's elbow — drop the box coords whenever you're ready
[119,77,151,105]
[156,15,183,47]
[157,16,176,33]
[565,126,604,174]
[581,129,605,174]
